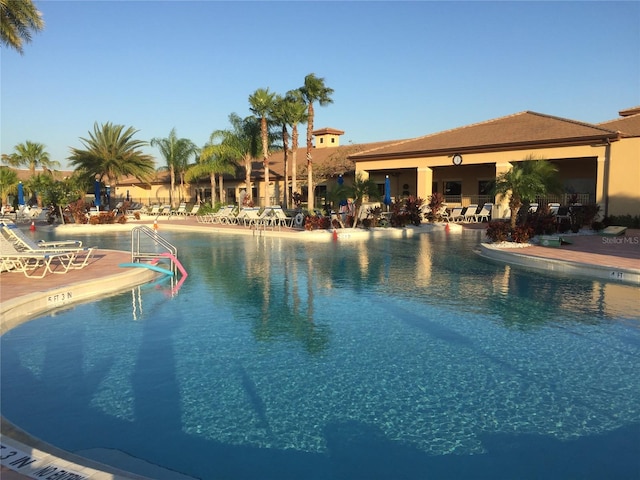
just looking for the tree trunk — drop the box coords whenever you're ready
[218,173,225,204]
[291,125,299,209]
[210,173,217,205]
[306,103,315,211]
[262,116,269,206]
[282,125,289,208]
[244,155,252,203]
[170,166,176,208]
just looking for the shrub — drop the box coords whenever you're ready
[526,209,557,235]
[425,192,445,222]
[486,221,511,243]
[389,195,424,227]
[511,225,534,243]
[304,215,330,231]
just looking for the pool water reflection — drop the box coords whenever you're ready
[1,230,639,480]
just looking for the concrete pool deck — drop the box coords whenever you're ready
[1,217,639,479]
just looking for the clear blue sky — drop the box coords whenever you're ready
[2,1,639,169]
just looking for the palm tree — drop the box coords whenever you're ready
[249,88,276,204]
[493,156,562,229]
[333,173,381,228]
[2,140,59,176]
[187,143,237,205]
[150,128,198,208]
[0,166,19,205]
[299,73,334,210]
[0,0,44,55]
[208,113,261,204]
[272,91,308,208]
[68,122,156,198]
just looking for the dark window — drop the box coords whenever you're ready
[478,180,493,195]
[444,181,462,195]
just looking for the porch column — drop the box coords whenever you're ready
[416,167,433,200]
[494,162,512,220]
[596,151,609,218]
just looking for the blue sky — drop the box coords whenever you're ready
[2,1,639,169]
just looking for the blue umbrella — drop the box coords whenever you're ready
[337,174,347,207]
[94,180,101,208]
[384,175,391,208]
[17,182,25,206]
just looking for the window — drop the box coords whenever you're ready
[478,180,493,195]
[444,181,462,195]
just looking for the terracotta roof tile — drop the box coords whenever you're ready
[350,111,620,159]
[598,113,640,137]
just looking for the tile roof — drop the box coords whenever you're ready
[349,111,621,160]
[598,112,640,137]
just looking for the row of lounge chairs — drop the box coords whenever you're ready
[197,206,295,229]
[424,204,493,223]
[143,203,201,218]
[0,220,96,278]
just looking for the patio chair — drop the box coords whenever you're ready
[447,206,464,222]
[186,204,201,216]
[1,220,96,270]
[474,203,493,222]
[173,203,188,216]
[0,235,75,278]
[158,205,172,216]
[463,205,479,222]
[528,203,539,214]
[548,203,560,215]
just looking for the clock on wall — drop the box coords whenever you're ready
[452,154,463,166]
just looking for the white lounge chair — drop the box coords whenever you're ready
[1,220,95,270]
[0,235,75,278]
[474,203,493,222]
[447,207,464,222]
[463,205,478,222]
[173,203,187,216]
[186,204,200,216]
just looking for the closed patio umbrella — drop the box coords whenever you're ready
[384,175,391,211]
[94,180,101,209]
[18,182,25,206]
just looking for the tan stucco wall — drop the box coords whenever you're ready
[607,137,640,216]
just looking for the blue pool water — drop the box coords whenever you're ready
[2,230,639,479]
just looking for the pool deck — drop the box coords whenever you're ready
[1,217,639,480]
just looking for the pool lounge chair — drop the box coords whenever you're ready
[173,203,188,216]
[463,205,479,223]
[474,203,493,222]
[186,204,201,216]
[446,207,464,222]
[0,235,75,278]
[1,221,96,270]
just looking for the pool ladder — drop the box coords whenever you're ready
[130,225,179,276]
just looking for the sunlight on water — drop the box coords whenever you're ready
[2,230,639,480]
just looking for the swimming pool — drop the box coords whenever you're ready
[2,230,639,479]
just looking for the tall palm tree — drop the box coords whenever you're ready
[249,88,276,204]
[2,140,59,176]
[150,128,198,208]
[299,73,334,210]
[493,156,562,229]
[187,143,237,205]
[209,113,261,204]
[68,122,155,197]
[272,91,308,208]
[0,166,19,205]
[0,0,44,55]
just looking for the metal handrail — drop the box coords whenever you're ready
[130,225,178,276]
